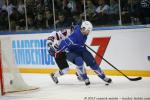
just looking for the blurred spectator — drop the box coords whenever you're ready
[44,0,53,9]
[17,0,25,15]
[27,16,35,30]
[34,0,45,17]
[1,0,150,32]
[130,0,141,25]
[65,0,77,13]
[92,0,110,25]
[10,8,22,31]
[45,8,53,29]
[76,0,85,14]
[62,0,74,24]
[17,0,26,30]
[0,10,9,31]
[55,12,71,29]
[63,0,77,24]
[34,13,46,30]
[0,0,3,9]
[80,0,95,21]
[107,0,119,24]
[121,0,141,25]
[94,0,109,15]
[26,0,35,18]
[72,12,82,25]
[139,0,150,24]
[91,0,99,7]
[55,0,63,12]
[2,0,8,11]
[109,0,119,15]
[5,0,16,15]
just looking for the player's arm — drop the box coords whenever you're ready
[59,25,84,51]
[47,31,56,46]
[58,31,85,52]
[58,37,74,52]
[47,31,59,56]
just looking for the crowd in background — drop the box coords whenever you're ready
[0,0,150,31]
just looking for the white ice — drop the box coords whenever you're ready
[0,74,150,100]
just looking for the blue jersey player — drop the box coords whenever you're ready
[48,30,90,85]
[57,21,112,84]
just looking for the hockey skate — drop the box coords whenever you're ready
[84,79,90,86]
[50,73,58,84]
[103,77,112,83]
[76,72,84,81]
[76,72,90,85]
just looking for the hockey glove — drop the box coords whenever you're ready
[48,47,62,58]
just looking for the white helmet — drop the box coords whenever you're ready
[81,21,93,32]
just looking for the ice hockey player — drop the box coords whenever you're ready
[57,21,112,84]
[47,29,90,85]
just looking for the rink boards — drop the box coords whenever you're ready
[0,26,150,77]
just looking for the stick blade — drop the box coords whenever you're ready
[129,77,142,81]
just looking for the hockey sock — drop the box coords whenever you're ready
[90,64,105,79]
[75,57,88,80]
[76,66,88,80]
[54,68,69,77]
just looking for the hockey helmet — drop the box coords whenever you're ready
[81,21,93,33]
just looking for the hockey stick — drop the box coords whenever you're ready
[85,44,142,81]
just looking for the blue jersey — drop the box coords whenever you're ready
[58,25,87,53]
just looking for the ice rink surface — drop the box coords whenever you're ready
[0,74,150,100]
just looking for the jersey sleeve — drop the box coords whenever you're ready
[58,28,78,52]
[58,37,74,52]
[47,31,60,52]
[47,31,57,45]
[58,25,84,52]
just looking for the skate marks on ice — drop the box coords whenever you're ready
[0,74,149,100]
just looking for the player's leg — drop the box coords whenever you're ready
[53,53,69,77]
[67,52,90,85]
[82,50,112,83]
[50,52,69,84]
